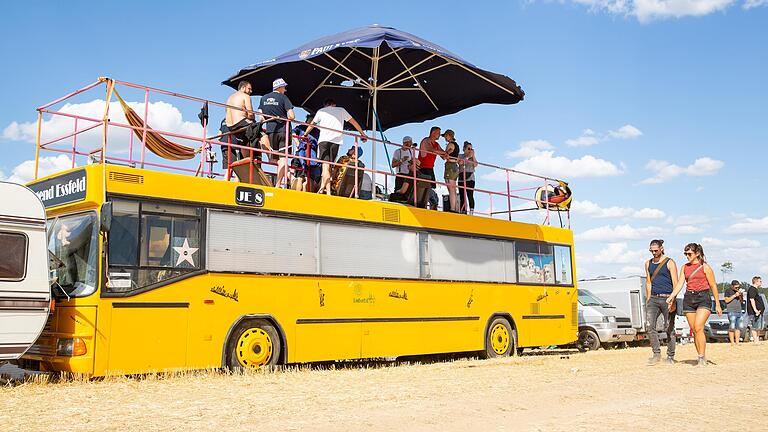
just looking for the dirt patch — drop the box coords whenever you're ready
[3,343,767,431]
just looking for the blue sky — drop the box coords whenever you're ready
[1,0,767,281]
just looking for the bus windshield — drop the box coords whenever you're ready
[48,212,99,298]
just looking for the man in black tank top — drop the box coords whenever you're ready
[645,239,678,365]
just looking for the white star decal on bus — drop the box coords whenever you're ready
[173,238,198,267]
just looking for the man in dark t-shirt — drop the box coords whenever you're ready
[259,78,295,187]
[746,276,764,342]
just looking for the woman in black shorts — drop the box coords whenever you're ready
[667,243,722,366]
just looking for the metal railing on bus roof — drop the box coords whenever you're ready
[31,77,571,228]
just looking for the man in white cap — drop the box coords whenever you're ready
[391,135,417,196]
[259,78,295,187]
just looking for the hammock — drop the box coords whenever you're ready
[113,89,199,160]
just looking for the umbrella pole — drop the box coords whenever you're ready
[371,46,380,188]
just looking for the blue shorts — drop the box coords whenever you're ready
[727,312,743,330]
[745,314,758,328]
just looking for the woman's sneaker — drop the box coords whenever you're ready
[697,356,707,366]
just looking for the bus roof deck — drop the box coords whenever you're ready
[29,78,571,228]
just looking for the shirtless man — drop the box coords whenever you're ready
[222,81,271,167]
[225,81,255,127]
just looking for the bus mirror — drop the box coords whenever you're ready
[100,202,113,233]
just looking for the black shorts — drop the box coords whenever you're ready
[683,290,712,313]
[418,168,436,188]
[268,132,289,160]
[394,174,407,191]
[318,141,340,162]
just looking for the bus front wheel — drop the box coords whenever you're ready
[227,319,281,370]
[482,317,517,359]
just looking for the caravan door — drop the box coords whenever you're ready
[0,182,50,360]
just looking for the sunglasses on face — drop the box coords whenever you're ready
[649,249,660,253]
[684,252,694,256]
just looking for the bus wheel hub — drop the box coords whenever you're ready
[236,328,273,368]
[490,324,510,355]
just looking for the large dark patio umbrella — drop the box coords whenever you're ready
[222,24,524,132]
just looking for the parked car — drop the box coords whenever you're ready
[576,289,636,351]
[705,294,768,342]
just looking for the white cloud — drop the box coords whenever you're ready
[593,242,646,264]
[743,0,767,8]
[635,208,666,219]
[488,151,623,182]
[564,0,739,23]
[725,216,768,234]
[608,124,643,139]
[671,214,713,226]
[674,225,704,234]
[0,155,73,184]
[3,99,203,155]
[620,264,646,276]
[641,157,723,184]
[565,124,641,147]
[505,140,554,158]
[576,224,664,241]
[701,237,761,249]
[571,200,666,219]
[565,129,599,147]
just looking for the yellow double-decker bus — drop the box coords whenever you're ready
[20,164,577,376]
[18,79,577,377]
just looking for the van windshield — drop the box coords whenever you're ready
[48,212,99,298]
[578,289,610,307]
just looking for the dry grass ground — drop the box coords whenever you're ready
[3,342,768,431]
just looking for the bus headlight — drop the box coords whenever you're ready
[57,338,87,356]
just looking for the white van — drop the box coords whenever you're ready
[577,289,636,351]
[0,182,50,361]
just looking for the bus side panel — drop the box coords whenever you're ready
[360,280,483,358]
[107,306,189,375]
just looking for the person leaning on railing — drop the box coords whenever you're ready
[259,78,295,188]
[303,98,368,195]
[441,129,460,212]
[391,136,417,196]
[417,126,447,190]
[458,141,478,215]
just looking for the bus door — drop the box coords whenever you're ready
[104,200,201,373]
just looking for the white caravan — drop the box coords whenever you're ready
[0,182,50,360]
[579,276,689,343]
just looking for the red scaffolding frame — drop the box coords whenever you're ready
[31,77,571,228]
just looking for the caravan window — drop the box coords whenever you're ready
[0,232,27,280]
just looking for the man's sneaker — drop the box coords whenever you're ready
[647,355,661,365]
[664,357,675,365]
[697,356,707,366]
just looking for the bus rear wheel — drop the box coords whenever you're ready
[227,320,281,370]
[482,317,517,359]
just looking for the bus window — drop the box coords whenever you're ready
[48,212,99,297]
[108,201,139,267]
[517,241,554,284]
[428,234,506,282]
[107,201,201,293]
[0,232,27,280]
[553,245,573,286]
